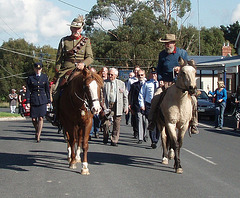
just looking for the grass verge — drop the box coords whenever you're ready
[0,112,22,118]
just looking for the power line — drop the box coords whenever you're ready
[2,46,56,58]
[58,0,89,13]
[0,17,21,38]
[58,0,119,22]
[0,47,55,63]
[0,64,28,79]
[0,26,14,38]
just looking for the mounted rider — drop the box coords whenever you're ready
[147,34,199,135]
[51,15,94,125]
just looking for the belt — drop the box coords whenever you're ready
[65,58,83,63]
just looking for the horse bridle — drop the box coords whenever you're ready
[72,76,99,112]
[176,65,196,94]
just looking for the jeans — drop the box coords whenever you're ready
[90,115,101,137]
[215,102,226,128]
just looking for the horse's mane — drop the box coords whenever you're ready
[69,69,104,88]
[90,71,104,88]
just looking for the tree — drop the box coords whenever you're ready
[146,0,191,26]
[200,27,226,56]
[85,0,139,37]
[220,21,240,53]
[0,39,56,102]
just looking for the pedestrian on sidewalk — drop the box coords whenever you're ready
[234,85,240,131]
[9,89,18,114]
[208,81,227,130]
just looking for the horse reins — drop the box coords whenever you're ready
[72,75,100,113]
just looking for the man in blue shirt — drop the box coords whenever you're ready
[139,67,160,148]
[148,34,199,135]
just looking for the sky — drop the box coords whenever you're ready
[0,0,240,49]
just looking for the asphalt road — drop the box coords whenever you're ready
[0,117,240,198]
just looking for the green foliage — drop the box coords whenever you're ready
[1,0,239,102]
[220,21,240,54]
[0,39,56,102]
[200,27,226,56]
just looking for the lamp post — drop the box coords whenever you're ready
[197,0,201,56]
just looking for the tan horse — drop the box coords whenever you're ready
[157,59,197,174]
[59,69,103,175]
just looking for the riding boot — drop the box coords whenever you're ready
[52,99,60,126]
[147,89,165,131]
[51,83,61,126]
[189,95,199,135]
[147,95,159,131]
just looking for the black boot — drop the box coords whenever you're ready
[147,121,155,131]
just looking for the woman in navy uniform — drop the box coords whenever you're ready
[26,62,50,142]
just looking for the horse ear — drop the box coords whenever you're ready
[188,59,196,67]
[178,57,185,67]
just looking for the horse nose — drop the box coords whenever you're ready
[189,86,197,95]
[189,86,193,90]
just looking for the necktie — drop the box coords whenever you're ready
[154,81,157,93]
[110,82,115,102]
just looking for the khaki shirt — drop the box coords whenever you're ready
[55,35,93,78]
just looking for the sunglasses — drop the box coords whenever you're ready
[108,74,114,76]
[138,74,144,77]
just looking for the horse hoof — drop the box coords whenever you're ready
[162,157,169,165]
[168,148,175,160]
[176,168,183,174]
[69,163,77,169]
[76,158,81,163]
[81,168,90,175]
[67,157,71,163]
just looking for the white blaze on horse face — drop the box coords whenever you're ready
[89,80,101,114]
[182,66,196,88]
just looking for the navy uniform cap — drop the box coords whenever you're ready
[150,67,157,74]
[34,62,43,69]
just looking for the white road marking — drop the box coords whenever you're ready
[198,123,237,136]
[198,123,213,128]
[183,148,217,165]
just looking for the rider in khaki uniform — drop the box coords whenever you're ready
[52,15,93,125]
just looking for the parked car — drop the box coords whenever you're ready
[197,89,215,119]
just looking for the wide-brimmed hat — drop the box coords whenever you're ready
[34,62,43,69]
[68,15,84,28]
[159,34,177,43]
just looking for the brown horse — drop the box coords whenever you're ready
[157,59,197,174]
[59,68,103,175]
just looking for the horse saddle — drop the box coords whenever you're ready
[59,69,82,88]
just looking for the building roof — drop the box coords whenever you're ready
[194,55,240,70]
[189,56,223,64]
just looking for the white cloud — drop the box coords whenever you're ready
[231,3,240,23]
[24,32,39,44]
[0,0,71,46]
[94,18,119,30]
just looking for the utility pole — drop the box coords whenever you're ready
[197,0,201,56]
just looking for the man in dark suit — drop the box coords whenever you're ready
[129,69,147,143]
